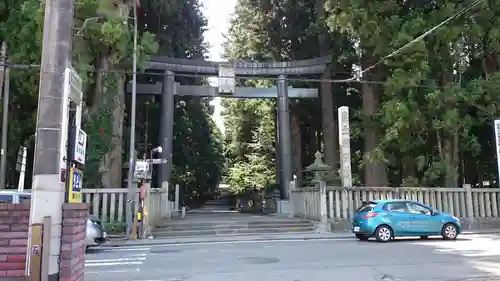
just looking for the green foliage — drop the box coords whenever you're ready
[104,221,127,235]
[224,0,500,188]
[0,0,222,198]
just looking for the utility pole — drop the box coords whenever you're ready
[0,58,10,189]
[28,0,76,278]
[0,42,6,98]
[0,42,7,189]
[126,0,139,238]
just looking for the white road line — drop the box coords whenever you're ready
[101,247,151,252]
[86,268,140,274]
[85,261,143,267]
[86,257,146,263]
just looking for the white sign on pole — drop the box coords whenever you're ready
[338,106,352,188]
[134,160,150,180]
[494,120,500,187]
[73,128,87,164]
[69,67,82,99]
[146,159,168,164]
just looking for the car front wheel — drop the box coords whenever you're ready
[442,223,458,240]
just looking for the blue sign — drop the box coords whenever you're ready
[68,168,83,203]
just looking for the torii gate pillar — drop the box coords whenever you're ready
[158,71,175,188]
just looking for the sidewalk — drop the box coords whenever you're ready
[101,228,500,248]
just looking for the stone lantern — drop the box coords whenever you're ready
[305,151,333,183]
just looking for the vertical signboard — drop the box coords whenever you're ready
[494,120,500,187]
[338,106,352,188]
[68,167,83,203]
[73,128,87,164]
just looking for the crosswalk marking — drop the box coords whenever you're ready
[85,247,150,271]
[101,246,151,252]
[86,257,146,263]
[86,261,143,267]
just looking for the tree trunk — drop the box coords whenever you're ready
[441,133,459,187]
[99,69,125,189]
[108,74,125,189]
[361,80,387,186]
[316,0,337,173]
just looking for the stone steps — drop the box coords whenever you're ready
[152,226,315,238]
[153,213,317,239]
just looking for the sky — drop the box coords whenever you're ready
[200,0,237,133]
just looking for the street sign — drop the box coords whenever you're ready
[69,67,82,98]
[146,159,167,164]
[73,128,87,164]
[31,245,40,256]
[68,168,83,203]
[494,120,500,187]
[134,161,150,180]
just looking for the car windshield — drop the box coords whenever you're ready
[356,201,377,212]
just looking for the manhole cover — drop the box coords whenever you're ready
[151,249,182,254]
[238,257,279,264]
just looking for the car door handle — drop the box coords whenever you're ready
[383,214,392,217]
[409,216,415,220]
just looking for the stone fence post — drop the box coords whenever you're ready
[174,184,180,212]
[306,152,331,233]
[464,184,474,229]
[318,180,329,232]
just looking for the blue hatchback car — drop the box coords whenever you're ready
[352,199,461,242]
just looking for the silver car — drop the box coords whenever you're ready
[0,191,106,248]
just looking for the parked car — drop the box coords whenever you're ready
[85,215,107,248]
[352,199,461,242]
[0,191,106,248]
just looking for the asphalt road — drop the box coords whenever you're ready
[84,233,500,281]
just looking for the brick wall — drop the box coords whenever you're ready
[0,203,30,280]
[59,203,87,281]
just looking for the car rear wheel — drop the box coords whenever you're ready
[374,225,392,243]
[442,223,458,240]
[355,234,369,241]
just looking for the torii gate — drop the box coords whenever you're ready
[126,56,331,200]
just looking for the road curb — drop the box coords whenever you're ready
[98,235,353,248]
[96,229,500,248]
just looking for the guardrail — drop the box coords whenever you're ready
[290,183,498,226]
[82,183,178,227]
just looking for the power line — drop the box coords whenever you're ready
[0,0,484,90]
[0,61,495,89]
[352,0,484,79]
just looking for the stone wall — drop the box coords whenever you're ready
[0,203,30,280]
[59,203,87,281]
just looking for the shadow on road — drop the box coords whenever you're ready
[359,236,473,243]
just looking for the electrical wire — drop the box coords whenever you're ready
[354,0,484,78]
[0,0,483,88]
[0,61,498,89]
[0,0,484,86]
